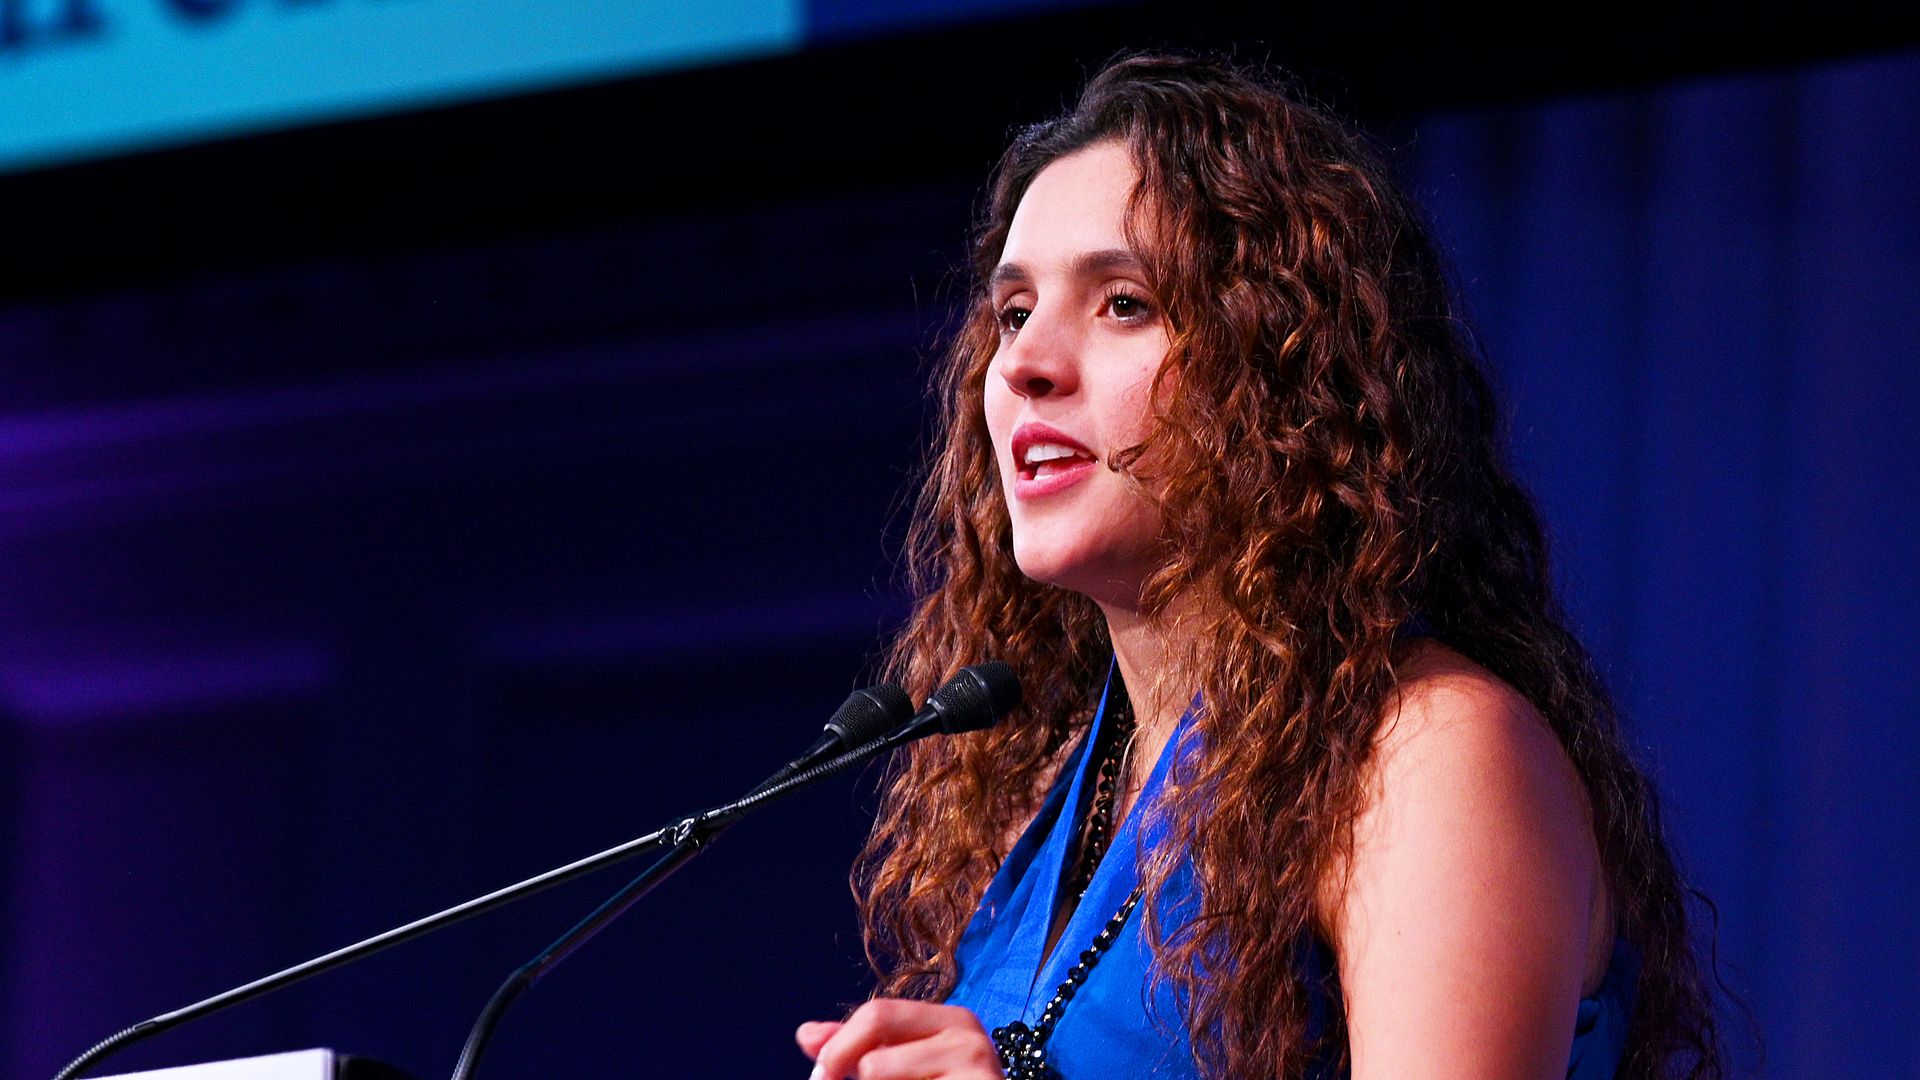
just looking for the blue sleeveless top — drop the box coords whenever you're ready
[945,669,1637,1079]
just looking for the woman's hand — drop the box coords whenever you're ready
[796,999,1003,1080]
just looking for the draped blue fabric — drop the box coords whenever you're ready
[945,667,1636,1078]
[946,670,1197,1078]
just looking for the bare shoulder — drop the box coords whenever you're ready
[1368,639,1584,806]
[1318,639,1614,1078]
[1334,638,1607,939]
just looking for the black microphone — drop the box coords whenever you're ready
[762,684,913,789]
[716,661,1022,823]
[880,661,1021,749]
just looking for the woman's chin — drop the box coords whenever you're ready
[1012,544,1089,594]
[1012,547,1140,609]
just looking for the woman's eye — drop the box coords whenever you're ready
[1105,293,1152,320]
[996,305,1030,333]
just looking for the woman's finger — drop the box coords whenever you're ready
[812,1000,983,1080]
[796,1019,843,1059]
[847,1028,1003,1080]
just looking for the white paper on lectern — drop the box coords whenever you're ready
[97,1048,339,1079]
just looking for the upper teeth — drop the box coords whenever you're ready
[1024,444,1082,465]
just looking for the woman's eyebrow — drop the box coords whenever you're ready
[989,248,1144,290]
[1070,248,1146,278]
[988,262,1030,291]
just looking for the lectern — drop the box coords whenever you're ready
[95,1050,416,1080]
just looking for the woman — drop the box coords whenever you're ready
[797,54,1721,1080]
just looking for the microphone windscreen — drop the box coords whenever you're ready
[829,684,914,743]
[929,661,1022,734]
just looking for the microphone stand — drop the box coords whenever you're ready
[446,732,900,1080]
[53,732,892,1080]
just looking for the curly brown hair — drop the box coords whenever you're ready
[855,52,1721,1080]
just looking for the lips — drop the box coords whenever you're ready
[1010,422,1098,498]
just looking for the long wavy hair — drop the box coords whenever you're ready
[855,53,1721,1080]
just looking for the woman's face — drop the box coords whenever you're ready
[984,140,1172,611]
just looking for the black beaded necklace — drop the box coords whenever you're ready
[991,693,1142,1080]
[1065,695,1136,898]
[990,890,1141,1080]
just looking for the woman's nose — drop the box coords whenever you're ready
[996,309,1079,399]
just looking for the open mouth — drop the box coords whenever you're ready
[1019,443,1098,481]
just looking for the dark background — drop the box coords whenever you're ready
[3,2,1917,1077]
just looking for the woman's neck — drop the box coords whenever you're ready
[1098,596,1198,790]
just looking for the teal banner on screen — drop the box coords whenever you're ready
[0,0,804,173]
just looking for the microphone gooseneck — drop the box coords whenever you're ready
[448,664,1018,1080]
